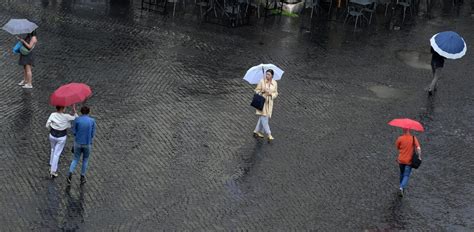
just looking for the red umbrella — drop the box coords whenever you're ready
[388,118,424,132]
[50,83,92,106]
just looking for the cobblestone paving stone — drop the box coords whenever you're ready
[0,0,473,230]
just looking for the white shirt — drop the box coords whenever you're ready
[46,112,78,130]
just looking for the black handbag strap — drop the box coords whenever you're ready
[412,136,417,155]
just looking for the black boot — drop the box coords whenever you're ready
[67,173,72,184]
[80,175,87,184]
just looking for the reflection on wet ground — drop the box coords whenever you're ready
[369,85,404,99]
[396,50,432,70]
[0,0,473,230]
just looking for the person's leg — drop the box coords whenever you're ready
[429,67,442,93]
[22,65,28,83]
[261,116,272,137]
[49,134,56,166]
[80,145,91,176]
[50,136,66,174]
[399,164,405,185]
[25,64,32,85]
[19,65,27,85]
[253,116,264,138]
[254,116,263,132]
[400,165,412,189]
[68,143,82,174]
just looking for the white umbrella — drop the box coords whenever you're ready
[2,19,38,35]
[243,64,284,84]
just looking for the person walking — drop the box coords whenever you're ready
[253,69,278,142]
[428,47,446,95]
[395,128,422,197]
[67,106,96,184]
[17,30,37,89]
[46,105,77,178]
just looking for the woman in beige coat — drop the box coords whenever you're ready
[253,69,278,141]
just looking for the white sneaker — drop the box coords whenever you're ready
[18,80,25,86]
[22,84,33,89]
[398,188,404,197]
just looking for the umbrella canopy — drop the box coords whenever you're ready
[50,83,92,107]
[243,64,284,84]
[430,31,466,59]
[388,118,424,132]
[2,19,38,35]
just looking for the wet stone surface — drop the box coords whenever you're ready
[0,0,473,230]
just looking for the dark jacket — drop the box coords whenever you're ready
[431,47,445,68]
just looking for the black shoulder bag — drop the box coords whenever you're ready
[251,93,265,111]
[411,136,422,169]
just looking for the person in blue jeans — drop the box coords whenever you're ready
[67,106,96,184]
[396,129,421,197]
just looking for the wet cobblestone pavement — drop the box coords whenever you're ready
[1,0,473,230]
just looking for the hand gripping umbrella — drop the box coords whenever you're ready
[50,83,92,107]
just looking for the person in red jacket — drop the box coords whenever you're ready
[396,129,422,197]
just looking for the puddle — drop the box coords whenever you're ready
[369,85,404,99]
[395,50,431,70]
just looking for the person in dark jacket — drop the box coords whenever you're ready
[428,47,446,95]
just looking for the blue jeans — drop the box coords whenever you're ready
[255,116,271,135]
[399,164,412,189]
[69,143,91,176]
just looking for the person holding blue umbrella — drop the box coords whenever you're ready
[2,19,38,89]
[428,31,467,95]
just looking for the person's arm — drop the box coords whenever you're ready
[415,138,422,159]
[72,119,77,136]
[270,81,278,99]
[17,36,37,50]
[91,120,96,140]
[395,138,401,150]
[72,105,78,117]
[45,114,52,129]
[65,114,77,121]
[255,80,263,94]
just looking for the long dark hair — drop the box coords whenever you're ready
[266,69,274,77]
[27,30,37,38]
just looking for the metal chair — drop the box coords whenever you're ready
[263,0,283,17]
[304,0,332,18]
[195,0,210,18]
[362,0,376,24]
[167,0,186,16]
[249,0,262,18]
[303,0,318,19]
[344,0,365,31]
[397,0,413,22]
[379,0,391,16]
[224,1,242,26]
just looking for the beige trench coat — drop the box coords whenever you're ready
[255,79,278,118]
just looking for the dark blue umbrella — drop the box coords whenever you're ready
[430,31,466,59]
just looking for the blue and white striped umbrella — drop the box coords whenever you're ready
[430,31,466,59]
